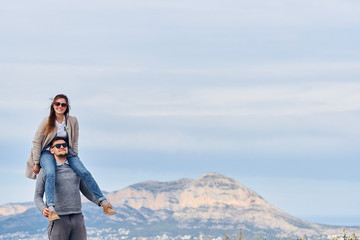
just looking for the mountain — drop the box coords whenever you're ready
[0,202,34,216]
[0,173,359,239]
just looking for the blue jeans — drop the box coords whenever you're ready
[67,155,105,202]
[40,150,105,207]
[40,151,56,206]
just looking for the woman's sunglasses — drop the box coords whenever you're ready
[54,102,68,107]
[51,143,68,149]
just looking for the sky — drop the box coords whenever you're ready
[1,0,360,226]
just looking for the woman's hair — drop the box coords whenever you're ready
[43,94,71,135]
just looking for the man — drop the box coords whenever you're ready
[34,137,115,240]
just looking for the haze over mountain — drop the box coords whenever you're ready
[1,173,359,239]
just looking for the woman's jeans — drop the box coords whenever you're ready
[40,150,105,207]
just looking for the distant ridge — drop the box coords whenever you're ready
[1,173,359,239]
[0,202,34,216]
[105,172,357,237]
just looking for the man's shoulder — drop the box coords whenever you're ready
[36,169,46,181]
[39,168,45,175]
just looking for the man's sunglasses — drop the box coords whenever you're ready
[54,102,68,107]
[51,143,68,149]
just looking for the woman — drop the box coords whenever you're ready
[26,94,115,221]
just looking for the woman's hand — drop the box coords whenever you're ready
[33,164,40,175]
[42,207,50,217]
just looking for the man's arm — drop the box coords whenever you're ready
[79,179,101,206]
[34,169,48,214]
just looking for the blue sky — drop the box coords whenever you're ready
[1,0,360,226]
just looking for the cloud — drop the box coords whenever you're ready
[66,81,360,154]
[72,81,360,117]
[2,1,360,65]
[1,60,360,147]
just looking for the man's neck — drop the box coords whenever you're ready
[54,155,67,164]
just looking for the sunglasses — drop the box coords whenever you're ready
[51,143,68,149]
[54,102,68,107]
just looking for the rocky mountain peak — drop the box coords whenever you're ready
[175,173,267,211]
[191,172,262,198]
[193,172,239,187]
[128,178,193,193]
[107,172,267,212]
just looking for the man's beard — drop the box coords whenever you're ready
[56,151,68,156]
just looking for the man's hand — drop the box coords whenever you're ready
[33,164,40,175]
[42,207,50,217]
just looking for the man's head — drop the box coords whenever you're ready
[50,137,68,157]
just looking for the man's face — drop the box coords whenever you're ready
[50,140,68,156]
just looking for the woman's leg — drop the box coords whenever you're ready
[40,151,56,207]
[67,155,105,201]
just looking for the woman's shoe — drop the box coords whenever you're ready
[48,210,60,221]
[102,201,116,215]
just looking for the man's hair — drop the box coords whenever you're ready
[51,137,68,147]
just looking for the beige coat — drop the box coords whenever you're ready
[25,116,79,179]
